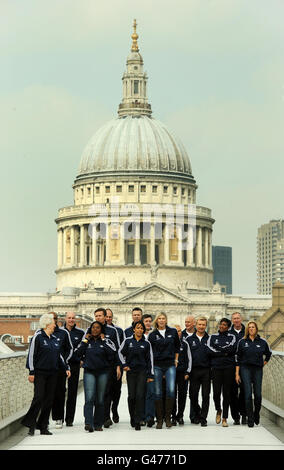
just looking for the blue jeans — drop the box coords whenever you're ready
[240,365,263,423]
[154,365,176,400]
[83,370,109,428]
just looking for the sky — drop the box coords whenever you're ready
[0,0,283,295]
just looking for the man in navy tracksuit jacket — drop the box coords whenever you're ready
[50,313,73,426]
[172,328,192,425]
[186,320,211,426]
[207,318,237,425]
[63,313,85,426]
[229,313,246,424]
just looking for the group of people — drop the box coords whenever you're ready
[21,308,272,435]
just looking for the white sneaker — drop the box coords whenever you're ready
[55,420,63,429]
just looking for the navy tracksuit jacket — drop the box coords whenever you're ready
[27,329,68,376]
[236,335,272,368]
[118,335,155,379]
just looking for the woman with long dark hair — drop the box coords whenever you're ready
[119,320,154,430]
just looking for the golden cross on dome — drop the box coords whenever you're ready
[131,19,139,52]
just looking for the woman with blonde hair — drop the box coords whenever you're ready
[148,313,180,429]
[235,321,272,427]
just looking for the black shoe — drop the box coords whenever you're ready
[104,418,113,428]
[85,424,91,431]
[241,415,247,425]
[248,422,254,428]
[178,417,184,425]
[40,429,53,435]
[112,412,119,423]
[140,421,146,426]
[66,422,73,427]
[254,413,260,425]
[193,418,201,424]
[171,418,177,426]
[233,420,240,425]
[146,417,155,427]
[94,427,103,432]
[88,427,94,433]
[200,420,207,427]
[135,424,141,431]
[28,426,35,436]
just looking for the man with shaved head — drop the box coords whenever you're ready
[182,315,196,339]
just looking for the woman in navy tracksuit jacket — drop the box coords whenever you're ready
[207,317,237,426]
[119,320,154,430]
[148,313,180,429]
[236,321,272,427]
[21,313,71,435]
[75,321,116,432]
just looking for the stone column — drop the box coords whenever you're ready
[62,227,67,266]
[186,224,194,267]
[79,224,85,266]
[176,224,183,265]
[120,222,125,265]
[105,223,111,265]
[204,228,209,268]
[196,226,202,267]
[134,223,141,265]
[57,228,63,268]
[208,229,212,268]
[164,224,170,265]
[150,223,156,265]
[91,224,97,266]
[70,226,75,266]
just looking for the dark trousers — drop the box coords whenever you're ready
[172,371,188,419]
[212,366,235,419]
[21,373,57,430]
[104,366,122,421]
[240,365,263,424]
[189,367,211,422]
[65,363,81,424]
[52,369,66,421]
[144,380,155,421]
[126,370,147,425]
[230,379,246,421]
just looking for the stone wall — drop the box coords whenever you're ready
[262,352,284,410]
[0,352,33,421]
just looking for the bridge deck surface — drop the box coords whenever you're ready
[11,384,284,451]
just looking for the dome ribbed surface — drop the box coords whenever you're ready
[78,115,193,178]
